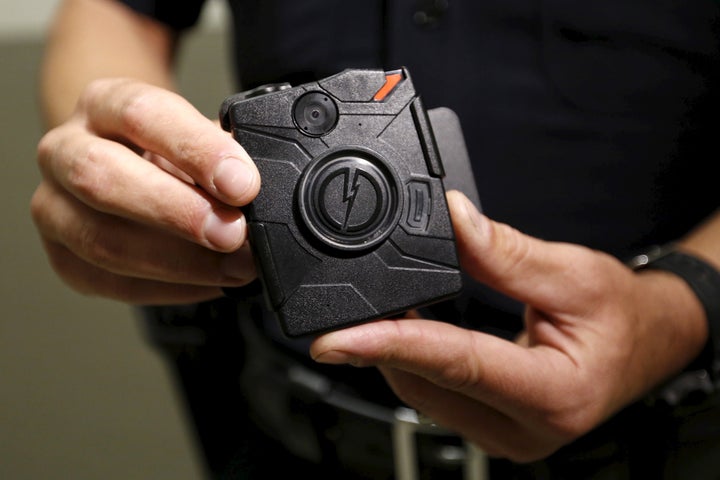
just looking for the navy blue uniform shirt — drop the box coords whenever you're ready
[120,0,720,251]
[122,0,720,335]
[118,0,720,477]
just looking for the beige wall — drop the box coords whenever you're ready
[0,19,236,480]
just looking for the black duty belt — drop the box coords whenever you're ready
[239,316,489,480]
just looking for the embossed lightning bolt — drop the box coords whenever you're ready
[342,168,361,231]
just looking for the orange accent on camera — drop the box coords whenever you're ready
[373,72,403,101]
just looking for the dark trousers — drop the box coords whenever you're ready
[140,299,720,479]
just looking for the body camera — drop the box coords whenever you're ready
[220,67,476,337]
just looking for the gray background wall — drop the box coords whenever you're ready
[1,1,236,478]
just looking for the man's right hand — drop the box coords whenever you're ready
[31,78,261,304]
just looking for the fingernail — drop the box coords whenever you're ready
[221,248,256,280]
[203,210,246,251]
[213,157,257,201]
[313,350,357,365]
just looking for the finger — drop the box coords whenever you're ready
[31,181,256,285]
[310,319,576,420]
[80,78,260,205]
[379,367,566,462]
[37,125,247,252]
[42,240,223,305]
[144,151,195,184]
[447,190,609,312]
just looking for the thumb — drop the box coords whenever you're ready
[447,190,594,311]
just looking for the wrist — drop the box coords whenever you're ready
[634,268,708,370]
[628,244,720,405]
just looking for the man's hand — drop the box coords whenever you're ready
[31,78,261,304]
[310,190,708,462]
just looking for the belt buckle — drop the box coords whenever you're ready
[392,407,488,480]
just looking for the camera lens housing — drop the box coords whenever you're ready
[292,91,338,136]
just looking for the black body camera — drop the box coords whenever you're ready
[220,67,478,337]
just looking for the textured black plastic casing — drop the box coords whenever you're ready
[220,68,470,337]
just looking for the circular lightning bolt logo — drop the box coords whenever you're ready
[298,151,399,251]
[341,167,362,231]
[318,166,381,234]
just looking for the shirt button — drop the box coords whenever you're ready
[413,0,450,28]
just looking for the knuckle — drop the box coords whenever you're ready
[36,124,113,207]
[81,78,157,140]
[36,129,58,165]
[29,185,49,229]
[64,141,107,203]
[36,127,71,175]
[435,356,481,393]
[75,219,104,261]
[79,78,119,112]
[117,88,156,139]
[74,218,125,271]
[424,333,483,393]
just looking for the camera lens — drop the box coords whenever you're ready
[293,92,338,136]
